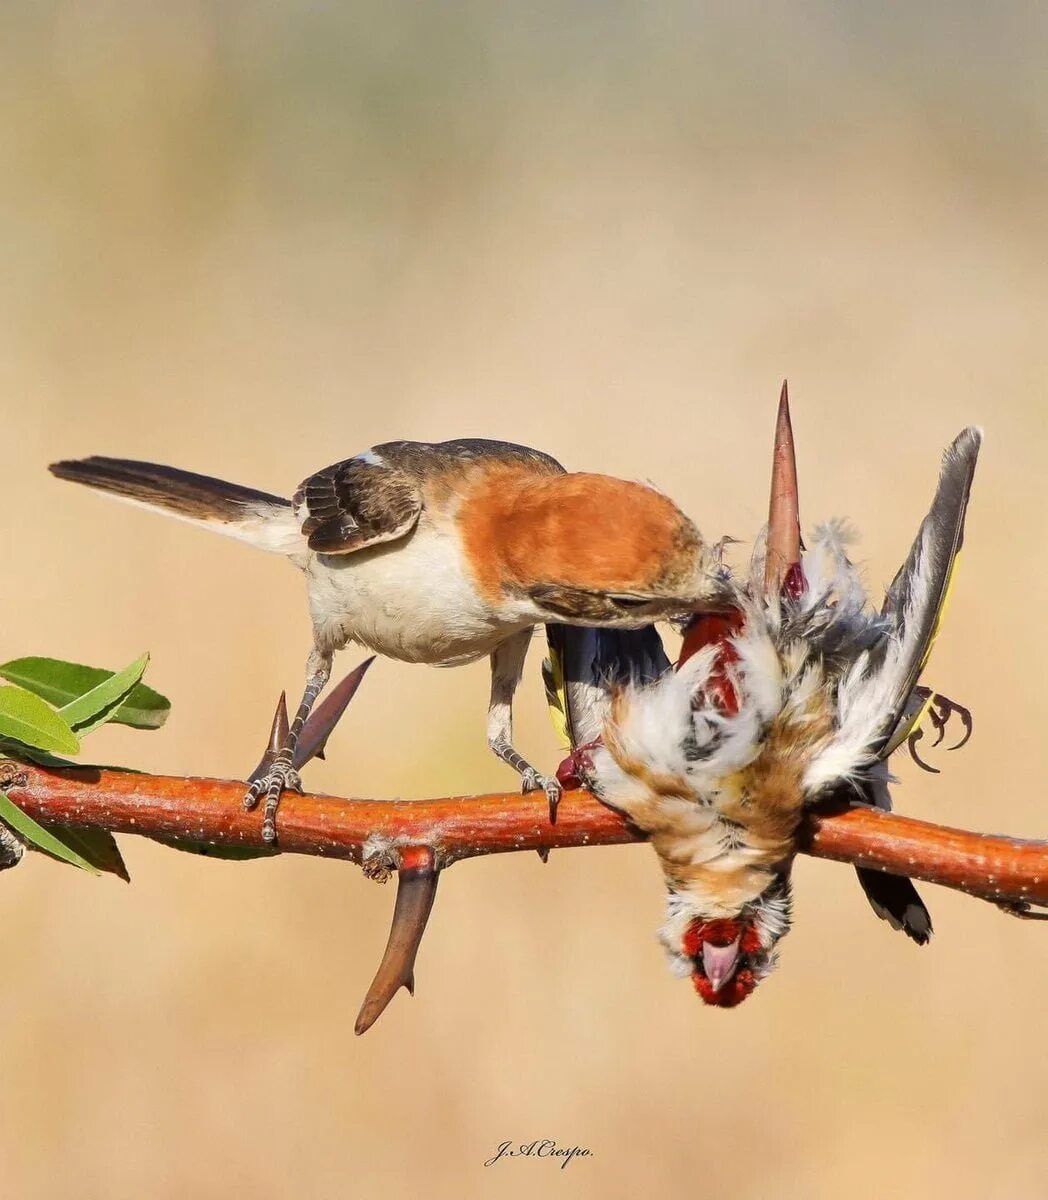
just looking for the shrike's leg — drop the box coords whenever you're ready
[487,629,562,823]
[245,646,333,842]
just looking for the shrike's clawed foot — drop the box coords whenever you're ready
[520,767,562,824]
[245,758,303,843]
[242,660,373,845]
[489,732,562,824]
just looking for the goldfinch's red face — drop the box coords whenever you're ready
[681,917,767,1007]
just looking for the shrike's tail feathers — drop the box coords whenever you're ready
[49,456,305,555]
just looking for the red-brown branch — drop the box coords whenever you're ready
[3,761,1046,909]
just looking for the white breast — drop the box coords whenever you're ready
[304,521,531,665]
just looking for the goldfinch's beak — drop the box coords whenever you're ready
[702,936,742,993]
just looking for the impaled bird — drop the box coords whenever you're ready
[550,393,979,1006]
[49,439,729,840]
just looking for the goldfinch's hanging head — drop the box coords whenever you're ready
[674,879,792,1006]
[589,383,982,1007]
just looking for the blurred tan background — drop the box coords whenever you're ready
[3,3,1048,1197]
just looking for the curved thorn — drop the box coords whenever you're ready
[294,657,376,770]
[907,726,940,774]
[765,380,802,597]
[248,693,290,785]
[355,846,439,1035]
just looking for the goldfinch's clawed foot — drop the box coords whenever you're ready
[926,690,973,751]
[907,687,974,772]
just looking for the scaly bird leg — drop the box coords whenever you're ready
[487,629,562,825]
[245,647,332,842]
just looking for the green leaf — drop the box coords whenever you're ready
[0,790,99,873]
[0,687,79,755]
[59,652,150,736]
[34,825,130,880]
[0,657,170,730]
[0,737,80,770]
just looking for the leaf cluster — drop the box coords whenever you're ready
[0,654,170,878]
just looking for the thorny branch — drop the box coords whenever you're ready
[2,754,1047,1030]
[5,387,1042,1031]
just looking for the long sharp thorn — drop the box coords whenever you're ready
[355,847,439,1035]
[248,692,290,785]
[765,379,802,597]
[294,657,376,770]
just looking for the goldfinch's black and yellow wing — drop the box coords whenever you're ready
[843,428,979,945]
[543,624,671,749]
[873,427,982,760]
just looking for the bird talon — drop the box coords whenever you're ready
[519,770,562,824]
[244,758,301,840]
[906,689,974,771]
[545,780,562,825]
[934,694,973,752]
[243,779,264,811]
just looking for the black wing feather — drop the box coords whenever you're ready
[854,867,933,945]
[850,776,933,943]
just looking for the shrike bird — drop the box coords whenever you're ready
[50,439,728,840]
[552,392,980,1007]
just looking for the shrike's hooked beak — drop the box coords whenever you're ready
[702,936,742,993]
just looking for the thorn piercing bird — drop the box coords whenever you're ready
[583,388,981,1005]
[49,439,728,840]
